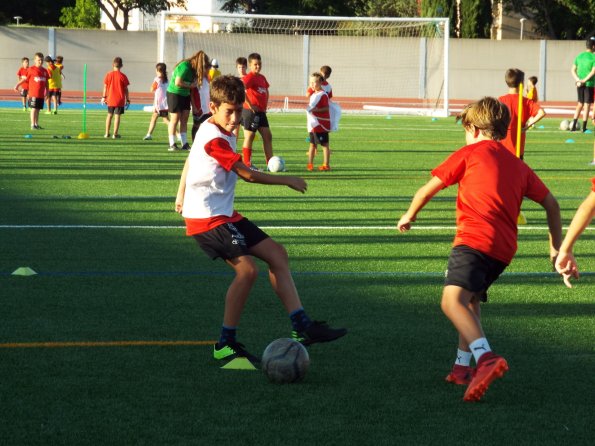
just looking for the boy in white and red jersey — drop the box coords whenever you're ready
[240,53,274,169]
[16,57,29,111]
[398,97,562,402]
[14,52,48,130]
[175,75,346,365]
[555,177,595,288]
[306,65,333,99]
[306,72,331,171]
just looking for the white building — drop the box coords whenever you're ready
[100,0,228,31]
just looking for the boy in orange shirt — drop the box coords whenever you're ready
[101,57,130,139]
[498,68,545,160]
[14,53,48,129]
[398,97,562,402]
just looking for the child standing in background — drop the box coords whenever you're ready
[144,63,170,140]
[526,76,538,102]
[101,56,130,139]
[45,56,61,114]
[306,72,332,171]
[14,53,48,129]
[16,57,29,111]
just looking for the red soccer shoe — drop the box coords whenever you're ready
[463,352,509,402]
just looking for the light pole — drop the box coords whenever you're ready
[13,16,22,26]
[520,17,526,40]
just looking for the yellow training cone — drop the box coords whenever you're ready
[517,211,527,225]
[220,357,258,370]
[77,132,90,139]
[12,267,37,276]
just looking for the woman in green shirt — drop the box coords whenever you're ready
[167,50,210,151]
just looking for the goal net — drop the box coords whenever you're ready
[158,13,449,116]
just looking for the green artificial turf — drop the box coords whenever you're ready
[0,109,593,445]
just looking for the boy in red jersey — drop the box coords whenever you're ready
[101,57,130,139]
[498,68,545,160]
[175,75,346,365]
[555,177,595,288]
[397,97,562,402]
[14,53,48,130]
[240,53,274,169]
[16,57,29,111]
[306,72,331,171]
[306,65,333,99]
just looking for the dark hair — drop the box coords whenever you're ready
[44,55,53,63]
[310,72,324,82]
[156,62,168,83]
[113,57,123,68]
[210,75,246,107]
[21,57,29,62]
[587,36,595,49]
[34,52,44,60]
[320,65,332,79]
[456,96,510,141]
[236,57,247,66]
[504,68,524,88]
[528,76,538,85]
[248,53,261,63]
[55,56,63,63]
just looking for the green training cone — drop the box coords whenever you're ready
[220,357,258,370]
[12,267,37,276]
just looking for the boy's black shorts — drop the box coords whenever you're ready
[193,218,269,260]
[167,92,191,113]
[309,132,329,145]
[107,106,125,115]
[241,109,269,131]
[156,109,169,118]
[28,97,44,109]
[577,85,594,104]
[193,112,211,126]
[444,245,507,302]
[20,89,28,98]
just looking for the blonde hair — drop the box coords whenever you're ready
[457,97,510,141]
[178,50,210,87]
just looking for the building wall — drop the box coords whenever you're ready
[0,26,586,103]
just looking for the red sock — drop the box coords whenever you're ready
[242,148,252,166]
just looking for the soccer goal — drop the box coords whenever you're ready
[158,13,449,116]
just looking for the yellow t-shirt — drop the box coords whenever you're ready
[47,63,62,90]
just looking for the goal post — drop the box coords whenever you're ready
[158,12,449,117]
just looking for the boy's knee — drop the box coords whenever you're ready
[237,261,259,283]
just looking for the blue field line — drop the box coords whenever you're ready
[3,269,592,278]
[0,100,149,111]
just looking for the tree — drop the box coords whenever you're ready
[356,0,419,17]
[60,0,101,28]
[420,0,457,36]
[96,0,187,30]
[0,0,74,26]
[221,0,364,16]
[459,0,492,38]
[502,0,595,40]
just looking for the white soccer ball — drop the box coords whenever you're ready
[267,156,285,172]
[559,119,570,131]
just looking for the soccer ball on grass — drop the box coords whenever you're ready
[267,156,286,173]
[559,119,570,131]
[262,338,309,383]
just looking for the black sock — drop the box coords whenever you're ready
[218,326,237,346]
[289,308,312,332]
[583,121,587,131]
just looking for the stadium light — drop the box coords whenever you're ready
[519,17,526,40]
[14,16,22,26]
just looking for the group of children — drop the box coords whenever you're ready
[14,54,64,130]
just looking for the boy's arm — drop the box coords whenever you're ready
[397,176,444,232]
[538,192,563,266]
[175,158,190,214]
[233,161,307,193]
[525,107,546,129]
[101,83,107,105]
[555,190,595,287]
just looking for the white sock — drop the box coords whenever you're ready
[180,132,187,145]
[469,337,492,363]
[455,348,472,366]
[168,134,175,146]
[176,132,182,142]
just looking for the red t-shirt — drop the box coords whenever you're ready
[26,66,48,98]
[498,94,541,158]
[591,177,595,192]
[242,72,269,111]
[432,139,550,264]
[184,136,243,235]
[104,71,130,107]
[17,67,29,90]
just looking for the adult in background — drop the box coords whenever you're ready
[570,36,595,132]
[167,50,210,151]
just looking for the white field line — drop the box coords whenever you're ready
[0,224,591,231]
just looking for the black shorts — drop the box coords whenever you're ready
[167,92,191,113]
[309,132,329,145]
[107,106,125,115]
[444,245,507,302]
[155,109,169,118]
[241,109,269,131]
[193,112,212,126]
[48,89,61,98]
[28,97,44,110]
[20,89,28,98]
[577,85,594,104]
[192,218,269,260]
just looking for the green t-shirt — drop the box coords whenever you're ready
[167,60,195,96]
[574,51,595,87]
